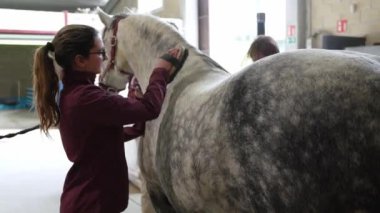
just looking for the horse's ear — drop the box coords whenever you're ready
[96,7,112,27]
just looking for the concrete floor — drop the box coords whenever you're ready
[0,109,142,213]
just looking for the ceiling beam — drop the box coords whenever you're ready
[0,0,109,12]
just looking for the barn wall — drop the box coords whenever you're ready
[311,0,380,48]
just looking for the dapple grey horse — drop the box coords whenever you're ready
[98,10,380,213]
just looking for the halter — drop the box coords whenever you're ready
[101,15,133,92]
[102,14,187,91]
[105,16,130,75]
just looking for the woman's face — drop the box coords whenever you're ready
[81,35,107,74]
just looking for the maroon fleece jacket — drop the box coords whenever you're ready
[59,68,169,213]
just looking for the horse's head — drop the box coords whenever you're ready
[97,8,193,91]
[97,8,133,91]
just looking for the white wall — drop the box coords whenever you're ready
[181,0,198,48]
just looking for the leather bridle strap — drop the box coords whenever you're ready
[101,16,132,93]
[106,16,124,72]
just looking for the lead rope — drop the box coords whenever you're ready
[0,124,40,140]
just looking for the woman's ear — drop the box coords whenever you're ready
[73,54,87,70]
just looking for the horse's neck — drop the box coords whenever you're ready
[117,33,156,90]
[122,45,229,91]
[118,15,228,91]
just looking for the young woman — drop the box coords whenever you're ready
[33,24,185,213]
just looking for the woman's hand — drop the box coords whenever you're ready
[155,46,188,77]
[128,76,143,99]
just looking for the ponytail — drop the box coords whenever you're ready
[32,45,60,134]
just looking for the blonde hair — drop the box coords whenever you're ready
[33,24,98,134]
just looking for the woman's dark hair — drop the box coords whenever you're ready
[248,35,279,61]
[33,24,98,133]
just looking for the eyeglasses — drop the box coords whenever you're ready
[89,49,107,60]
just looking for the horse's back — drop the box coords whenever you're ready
[150,49,380,212]
[219,49,380,212]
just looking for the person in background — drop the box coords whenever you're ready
[247,35,279,62]
[32,24,187,213]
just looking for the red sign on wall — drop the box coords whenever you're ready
[287,25,296,36]
[337,19,348,33]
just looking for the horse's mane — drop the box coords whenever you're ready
[109,13,186,49]
[105,12,228,73]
